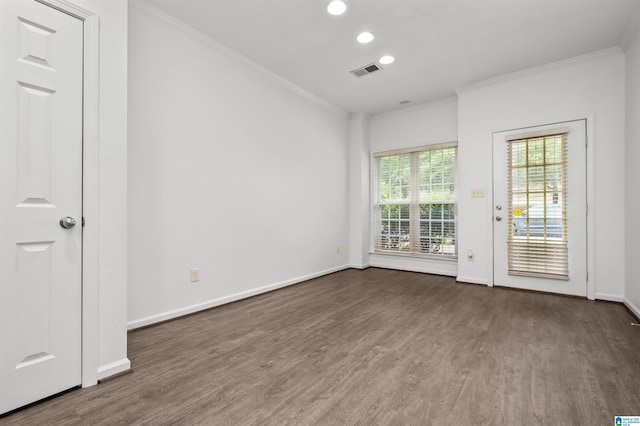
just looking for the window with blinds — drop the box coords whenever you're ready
[508,133,568,279]
[372,144,457,258]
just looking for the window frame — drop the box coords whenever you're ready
[371,142,458,260]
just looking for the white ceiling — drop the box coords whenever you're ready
[142,0,639,114]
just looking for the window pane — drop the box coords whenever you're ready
[528,166,544,192]
[431,204,442,220]
[418,203,456,255]
[511,141,526,167]
[419,148,456,202]
[379,154,410,202]
[546,165,563,192]
[443,204,455,220]
[545,135,563,164]
[527,138,545,165]
[378,204,410,252]
[420,204,429,220]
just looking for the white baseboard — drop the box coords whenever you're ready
[624,298,640,320]
[368,254,457,277]
[595,292,624,302]
[97,358,131,381]
[127,265,350,330]
[456,276,489,285]
[370,262,457,276]
[348,263,370,270]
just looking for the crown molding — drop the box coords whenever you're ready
[36,0,95,19]
[455,47,624,95]
[621,2,640,51]
[131,0,346,116]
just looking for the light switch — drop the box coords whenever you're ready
[471,188,485,198]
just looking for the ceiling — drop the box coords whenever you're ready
[142,0,639,114]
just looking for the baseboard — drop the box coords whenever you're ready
[348,263,370,270]
[97,358,131,381]
[456,276,489,285]
[370,262,457,277]
[127,265,350,330]
[368,254,457,277]
[595,292,624,302]
[624,298,640,321]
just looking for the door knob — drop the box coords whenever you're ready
[59,216,77,229]
[495,216,503,222]
[496,205,502,211]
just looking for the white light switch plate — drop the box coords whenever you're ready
[471,188,485,198]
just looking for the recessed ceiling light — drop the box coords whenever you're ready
[327,0,346,15]
[379,55,395,65]
[357,32,374,44]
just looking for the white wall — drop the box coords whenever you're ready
[70,0,129,379]
[624,11,640,316]
[370,97,459,153]
[348,113,370,269]
[127,2,349,328]
[365,97,459,275]
[456,49,626,300]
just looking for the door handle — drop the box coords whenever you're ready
[495,216,503,222]
[59,216,77,229]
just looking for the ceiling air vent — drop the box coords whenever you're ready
[350,63,382,77]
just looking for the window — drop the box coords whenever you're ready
[372,144,457,258]
[508,133,568,279]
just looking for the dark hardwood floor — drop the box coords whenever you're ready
[2,268,639,425]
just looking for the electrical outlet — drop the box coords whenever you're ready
[190,268,200,283]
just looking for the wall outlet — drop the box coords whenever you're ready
[467,250,474,261]
[190,268,200,283]
[336,245,341,254]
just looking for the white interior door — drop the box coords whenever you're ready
[0,0,83,414]
[493,120,587,296]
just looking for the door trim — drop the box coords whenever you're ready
[489,116,596,300]
[36,0,100,388]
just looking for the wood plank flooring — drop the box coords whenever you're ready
[2,268,640,425]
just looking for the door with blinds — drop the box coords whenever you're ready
[492,120,587,296]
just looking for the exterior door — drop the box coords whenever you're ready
[493,120,587,296]
[0,0,83,414]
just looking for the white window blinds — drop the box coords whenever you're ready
[508,133,569,279]
[372,144,457,258]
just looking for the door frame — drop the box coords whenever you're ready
[35,0,100,388]
[489,116,596,300]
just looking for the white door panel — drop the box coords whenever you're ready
[493,120,587,296]
[1,0,83,414]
